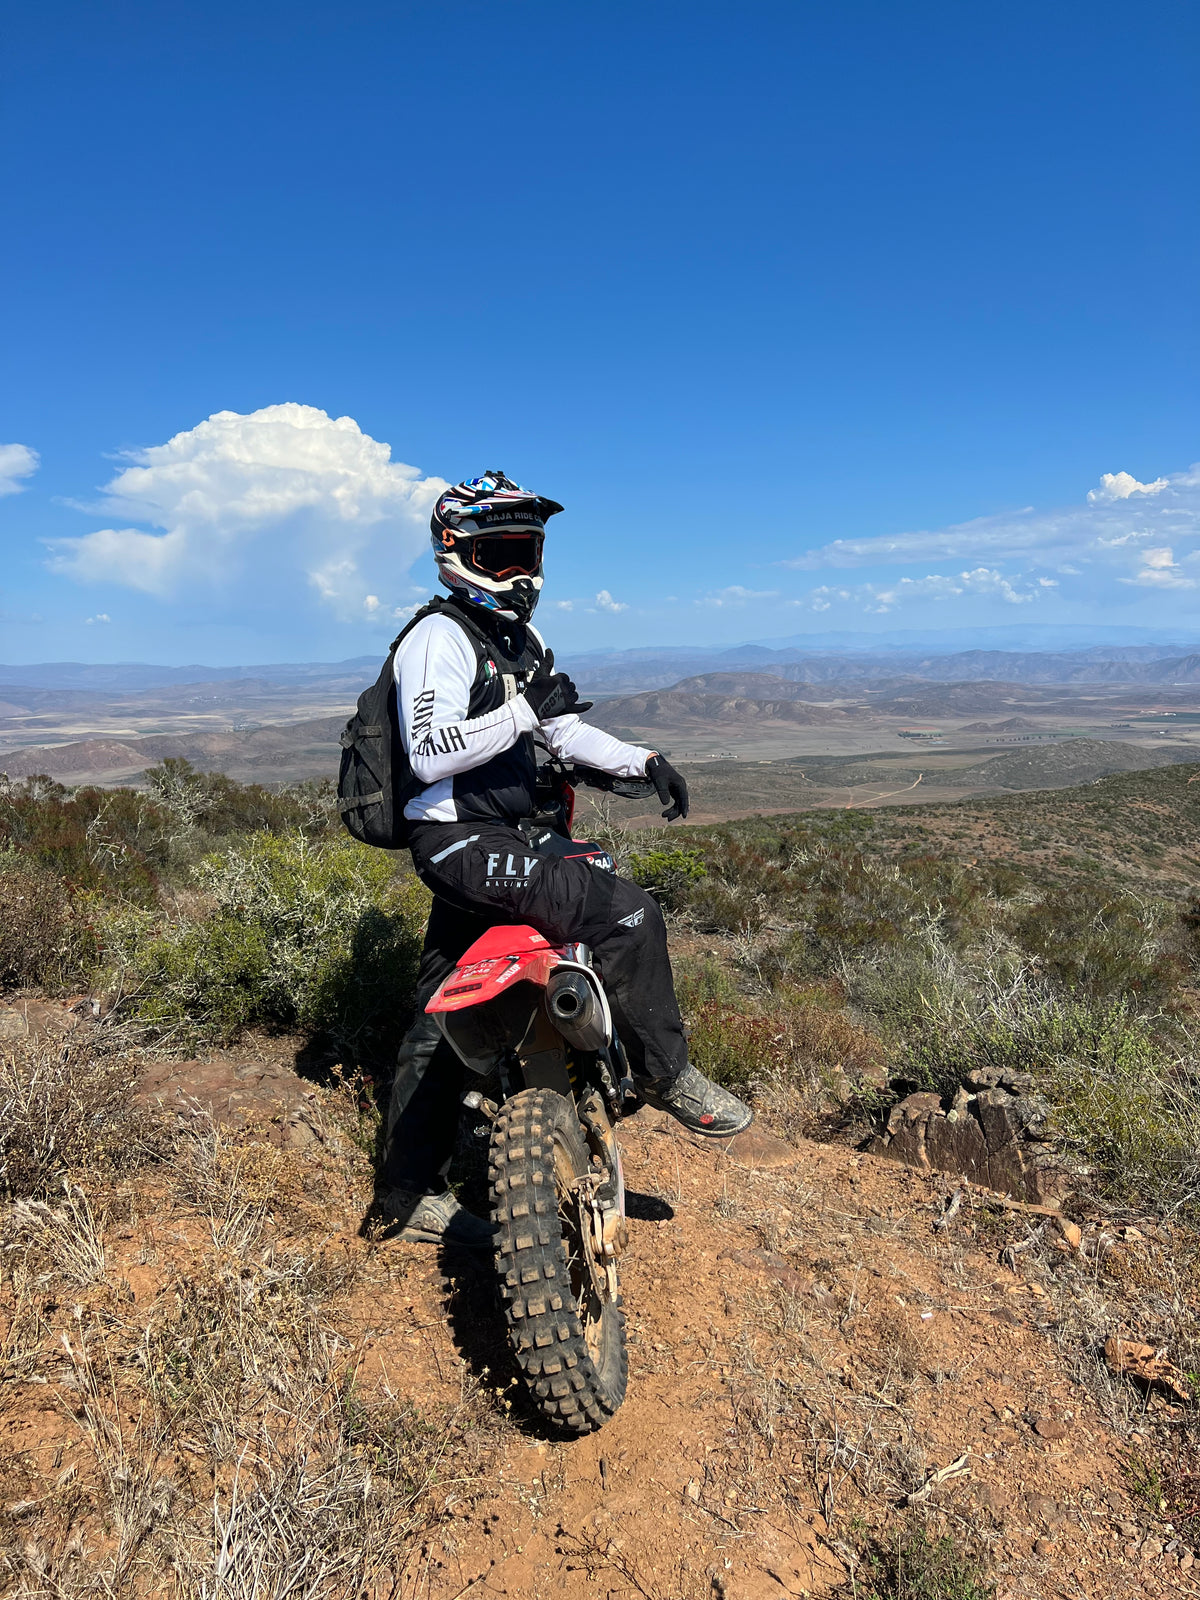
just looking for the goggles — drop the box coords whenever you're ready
[464,530,544,580]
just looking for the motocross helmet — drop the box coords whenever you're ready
[430,469,563,623]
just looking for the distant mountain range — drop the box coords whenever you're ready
[577,649,1200,694]
[0,660,380,693]
[4,623,1200,695]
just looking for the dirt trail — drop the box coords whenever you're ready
[361,1108,1176,1600]
[1,1019,1184,1597]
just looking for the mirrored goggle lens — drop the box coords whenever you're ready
[467,532,544,578]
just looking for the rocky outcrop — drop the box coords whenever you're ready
[869,1068,1070,1205]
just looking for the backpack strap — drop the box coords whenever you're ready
[385,593,498,659]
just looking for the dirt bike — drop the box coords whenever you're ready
[424,761,655,1435]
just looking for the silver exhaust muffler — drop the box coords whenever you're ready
[545,968,610,1051]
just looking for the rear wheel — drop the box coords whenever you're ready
[489,1087,627,1433]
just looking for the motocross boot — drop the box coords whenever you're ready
[378,1188,497,1249]
[638,1063,753,1138]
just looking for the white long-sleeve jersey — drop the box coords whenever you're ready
[393,608,652,824]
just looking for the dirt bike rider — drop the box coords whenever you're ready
[377,471,752,1247]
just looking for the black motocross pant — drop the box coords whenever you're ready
[378,819,688,1195]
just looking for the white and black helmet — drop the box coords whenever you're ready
[430,470,563,623]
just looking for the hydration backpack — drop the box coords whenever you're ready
[336,597,494,849]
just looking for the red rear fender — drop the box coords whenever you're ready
[425,924,562,1014]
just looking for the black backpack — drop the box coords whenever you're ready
[336,597,495,849]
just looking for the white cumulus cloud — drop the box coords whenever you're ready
[802,567,1040,615]
[0,443,39,497]
[1087,470,1169,502]
[696,585,780,607]
[781,462,1200,585]
[1123,546,1197,589]
[46,404,447,621]
[548,591,628,615]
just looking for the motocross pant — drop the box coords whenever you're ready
[378,820,689,1196]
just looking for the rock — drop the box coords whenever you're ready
[284,1112,319,1149]
[832,1060,890,1101]
[976,1088,1024,1148]
[1141,1538,1164,1562]
[0,1008,30,1040]
[719,1127,800,1170]
[888,1091,945,1131]
[1000,1069,1034,1092]
[924,1108,989,1180]
[1034,1416,1068,1440]
[869,1079,1070,1205]
[966,1068,1005,1088]
[1012,1094,1051,1139]
[1027,1494,1061,1526]
[853,1060,890,1093]
[1056,1219,1083,1251]
[720,1248,814,1300]
[977,1484,1011,1517]
[1104,1335,1191,1402]
[1034,1538,1054,1557]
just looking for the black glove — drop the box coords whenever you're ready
[646,753,689,821]
[523,649,593,720]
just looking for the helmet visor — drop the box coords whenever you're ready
[465,531,544,580]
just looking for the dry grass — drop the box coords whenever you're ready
[4,1181,107,1288]
[3,1315,485,1599]
[0,1082,500,1598]
[0,1034,159,1200]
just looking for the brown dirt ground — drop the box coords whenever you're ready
[1,1026,1191,1598]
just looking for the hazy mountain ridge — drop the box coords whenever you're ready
[582,648,1200,694]
[6,623,1200,697]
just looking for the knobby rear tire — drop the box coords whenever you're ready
[489,1086,628,1433]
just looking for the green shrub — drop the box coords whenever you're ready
[1006,883,1186,1008]
[0,851,97,991]
[628,843,707,909]
[686,984,886,1092]
[675,832,787,933]
[851,952,1200,1212]
[890,975,1162,1097]
[685,877,769,935]
[0,775,166,903]
[1050,1023,1200,1212]
[143,758,336,842]
[0,766,337,908]
[102,833,429,1064]
[672,953,742,1012]
[863,1526,994,1600]
[678,832,1002,966]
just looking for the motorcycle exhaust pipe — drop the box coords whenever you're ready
[545,969,609,1051]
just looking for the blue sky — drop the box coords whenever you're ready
[2,0,1198,664]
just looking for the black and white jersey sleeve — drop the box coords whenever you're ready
[538,713,652,777]
[394,612,538,823]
